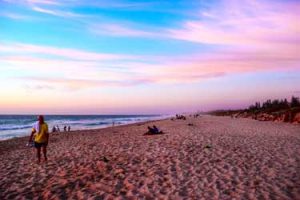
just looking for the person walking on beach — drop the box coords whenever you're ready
[28,115,49,164]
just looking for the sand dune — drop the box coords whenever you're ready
[0,116,299,199]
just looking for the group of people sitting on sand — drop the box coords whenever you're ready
[52,125,71,133]
[175,114,186,120]
[193,114,200,118]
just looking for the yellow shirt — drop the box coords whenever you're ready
[33,123,49,143]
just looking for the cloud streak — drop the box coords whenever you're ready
[90,23,159,38]
[0,12,32,20]
[27,0,61,5]
[20,76,154,90]
[0,42,135,61]
[31,6,80,18]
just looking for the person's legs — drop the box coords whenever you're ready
[42,145,47,162]
[36,147,41,163]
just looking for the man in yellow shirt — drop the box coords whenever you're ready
[29,115,49,164]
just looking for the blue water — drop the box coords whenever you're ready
[0,115,165,140]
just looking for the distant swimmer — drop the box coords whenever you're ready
[28,115,49,164]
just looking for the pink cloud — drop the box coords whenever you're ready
[87,0,300,80]
[154,0,300,79]
[152,53,299,84]
[0,55,140,85]
[168,0,300,47]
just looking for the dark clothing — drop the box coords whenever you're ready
[34,142,47,148]
[153,126,159,133]
[147,126,162,134]
[148,126,155,133]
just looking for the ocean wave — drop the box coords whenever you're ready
[84,122,110,126]
[0,125,32,131]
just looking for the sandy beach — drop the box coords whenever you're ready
[0,115,299,199]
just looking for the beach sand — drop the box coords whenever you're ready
[0,115,299,199]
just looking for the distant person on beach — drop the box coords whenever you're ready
[28,115,49,163]
[68,126,71,131]
[56,125,60,132]
[64,126,67,132]
[52,126,56,133]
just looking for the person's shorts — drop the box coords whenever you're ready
[34,142,47,148]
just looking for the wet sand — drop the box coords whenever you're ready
[0,115,299,199]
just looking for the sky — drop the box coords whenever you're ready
[0,0,299,114]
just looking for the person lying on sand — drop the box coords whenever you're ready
[146,125,164,135]
[28,115,49,164]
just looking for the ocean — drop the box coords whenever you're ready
[0,115,166,141]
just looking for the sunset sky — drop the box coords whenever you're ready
[0,0,299,114]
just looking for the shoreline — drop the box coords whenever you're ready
[1,115,299,199]
[0,118,169,152]
[0,116,169,142]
